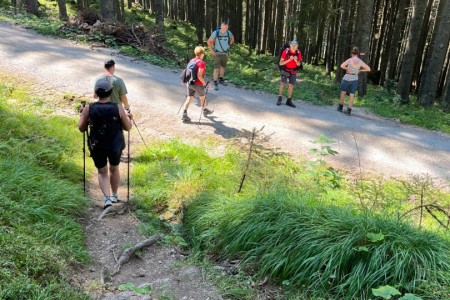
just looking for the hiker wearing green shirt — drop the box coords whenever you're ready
[208,21,234,91]
[94,60,130,111]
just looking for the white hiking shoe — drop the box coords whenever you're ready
[111,193,121,203]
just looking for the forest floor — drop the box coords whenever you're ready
[1,21,450,299]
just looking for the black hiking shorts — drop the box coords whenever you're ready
[91,147,123,169]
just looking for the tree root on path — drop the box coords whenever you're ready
[98,205,116,221]
[112,235,162,276]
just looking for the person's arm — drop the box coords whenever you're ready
[208,32,216,57]
[118,105,132,131]
[120,95,130,110]
[197,67,207,86]
[230,32,235,45]
[340,59,350,71]
[360,61,371,73]
[78,105,90,132]
[279,51,293,66]
[294,52,302,66]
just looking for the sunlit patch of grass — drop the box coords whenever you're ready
[0,76,90,298]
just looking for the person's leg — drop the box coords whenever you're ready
[278,83,285,96]
[277,80,285,105]
[97,165,113,208]
[200,95,206,109]
[286,74,296,108]
[213,55,220,90]
[183,96,193,111]
[219,55,228,86]
[348,93,355,109]
[213,69,220,81]
[109,164,120,195]
[287,84,294,98]
[286,84,296,108]
[339,91,347,105]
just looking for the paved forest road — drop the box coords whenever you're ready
[1,22,449,180]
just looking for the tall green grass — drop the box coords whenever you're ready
[185,191,450,299]
[0,79,90,299]
[132,139,450,299]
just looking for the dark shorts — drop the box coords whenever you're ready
[91,147,123,169]
[188,84,206,97]
[280,72,297,85]
[214,53,228,69]
[340,79,358,94]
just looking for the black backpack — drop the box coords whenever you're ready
[277,44,301,71]
[180,59,199,85]
[88,102,124,153]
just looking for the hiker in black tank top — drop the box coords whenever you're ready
[78,79,132,209]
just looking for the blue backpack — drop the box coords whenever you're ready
[180,60,199,85]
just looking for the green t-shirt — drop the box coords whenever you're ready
[94,74,127,104]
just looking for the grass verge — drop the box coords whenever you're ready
[0,76,90,299]
[132,139,450,299]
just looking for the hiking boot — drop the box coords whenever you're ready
[103,198,112,209]
[219,78,227,86]
[203,108,214,117]
[214,81,219,91]
[276,96,282,106]
[111,193,121,203]
[337,104,344,112]
[182,112,191,122]
[344,108,352,116]
[286,98,296,108]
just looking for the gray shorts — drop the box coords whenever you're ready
[280,73,297,85]
[214,53,228,69]
[188,84,206,97]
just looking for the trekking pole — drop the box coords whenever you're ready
[132,119,149,150]
[127,129,130,204]
[198,82,210,126]
[81,101,86,197]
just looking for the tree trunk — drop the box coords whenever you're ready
[396,0,428,104]
[385,0,409,83]
[444,67,450,112]
[195,0,205,44]
[335,0,351,83]
[155,0,165,37]
[100,0,121,23]
[418,0,450,107]
[18,0,38,15]
[355,0,375,97]
[274,0,285,53]
[56,0,68,21]
[326,0,339,76]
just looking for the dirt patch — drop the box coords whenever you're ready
[73,167,222,300]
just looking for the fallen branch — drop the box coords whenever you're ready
[112,235,162,276]
[98,205,116,220]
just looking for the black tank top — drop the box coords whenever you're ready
[88,102,124,152]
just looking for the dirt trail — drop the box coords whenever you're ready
[74,163,222,300]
